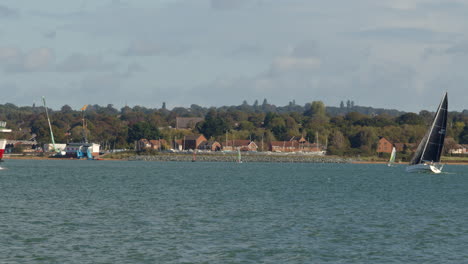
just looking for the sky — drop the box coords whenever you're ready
[1,0,468,112]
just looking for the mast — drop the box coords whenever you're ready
[81,104,89,143]
[410,92,448,165]
[42,97,57,152]
[316,131,319,151]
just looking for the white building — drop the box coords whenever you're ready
[65,143,100,158]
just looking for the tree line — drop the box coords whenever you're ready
[1,100,468,156]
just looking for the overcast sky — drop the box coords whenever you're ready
[1,0,468,112]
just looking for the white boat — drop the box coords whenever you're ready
[406,92,448,174]
[387,147,396,166]
[0,138,6,161]
[0,121,12,163]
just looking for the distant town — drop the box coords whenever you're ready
[1,99,468,160]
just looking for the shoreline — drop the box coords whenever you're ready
[4,154,468,165]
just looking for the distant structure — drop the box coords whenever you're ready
[182,135,207,150]
[223,140,258,152]
[137,139,167,151]
[65,143,100,158]
[377,137,393,153]
[377,137,415,154]
[198,141,222,151]
[176,117,204,129]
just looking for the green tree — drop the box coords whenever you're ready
[127,122,161,143]
[328,130,348,155]
[198,109,229,138]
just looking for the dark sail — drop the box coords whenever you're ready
[409,92,448,165]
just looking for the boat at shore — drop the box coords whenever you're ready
[406,92,448,174]
[0,121,12,163]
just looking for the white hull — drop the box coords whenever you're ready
[406,163,442,174]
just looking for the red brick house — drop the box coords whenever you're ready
[223,140,258,151]
[377,137,394,153]
[182,135,207,150]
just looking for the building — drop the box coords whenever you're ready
[198,141,222,151]
[137,139,151,151]
[223,140,258,151]
[149,139,167,150]
[182,135,207,150]
[175,117,204,129]
[173,139,183,151]
[137,139,168,151]
[448,144,468,154]
[6,140,39,153]
[65,143,100,158]
[269,141,300,152]
[377,137,394,153]
[269,140,325,154]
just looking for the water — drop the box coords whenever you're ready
[1,160,468,263]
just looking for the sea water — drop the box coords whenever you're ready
[1,160,468,263]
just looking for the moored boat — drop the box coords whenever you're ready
[0,121,12,162]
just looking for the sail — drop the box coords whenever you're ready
[388,147,396,165]
[409,92,448,165]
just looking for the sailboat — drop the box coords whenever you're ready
[387,147,396,167]
[406,92,448,174]
[237,148,242,163]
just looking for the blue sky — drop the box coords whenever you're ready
[1,0,468,112]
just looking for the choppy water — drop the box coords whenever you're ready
[1,160,468,263]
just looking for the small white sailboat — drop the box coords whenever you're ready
[237,148,242,163]
[406,92,448,174]
[387,147,396,167]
